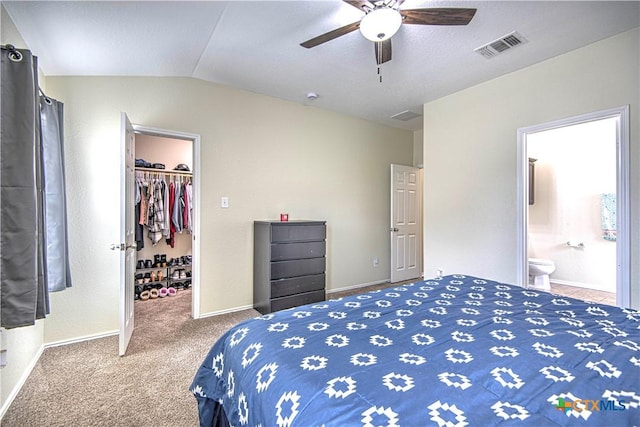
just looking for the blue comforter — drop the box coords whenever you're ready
[191,275,639,426]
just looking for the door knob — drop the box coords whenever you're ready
[390,227,399,232]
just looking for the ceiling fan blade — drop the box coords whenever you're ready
[400,8,477,26]
[301,21,361,48]
[374,39,392,65]
[342,0,374,12]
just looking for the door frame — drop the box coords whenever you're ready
[516,105,630,307]
[125,123,202,320]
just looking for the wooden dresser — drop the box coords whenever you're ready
[253,220,326,314]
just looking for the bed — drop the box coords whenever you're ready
[191,274,639,426]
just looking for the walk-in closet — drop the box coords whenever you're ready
[133,134,194,329]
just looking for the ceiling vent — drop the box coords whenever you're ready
[474,31,527,59]
[391,110,422,121]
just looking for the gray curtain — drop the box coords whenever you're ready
[1,44,71,329]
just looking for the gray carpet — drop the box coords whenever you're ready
[2,283,395,426]
[2,289,257,426]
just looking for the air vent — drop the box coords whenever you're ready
[474,31,527,58]
[391,110,422,121]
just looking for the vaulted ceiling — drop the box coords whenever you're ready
[3,1,639,130]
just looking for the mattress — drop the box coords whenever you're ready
[191,274,639,426]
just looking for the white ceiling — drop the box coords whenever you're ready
[3,1,639,131]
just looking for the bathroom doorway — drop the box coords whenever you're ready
[516,106,630,308]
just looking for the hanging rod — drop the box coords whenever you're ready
[135,166,192,176]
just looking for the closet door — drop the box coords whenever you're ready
[119,112,136,356]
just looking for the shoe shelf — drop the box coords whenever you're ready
[134,255,192,300]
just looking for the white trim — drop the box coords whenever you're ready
[130,124,202,320]
[44,330,119,349]
[550,279,615,294]
[516,106,630,308]
[327,279,390,295]
[0,344,44,419]
[199,304,256,319]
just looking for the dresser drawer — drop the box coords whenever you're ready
[271,224,326,243]
[270,241,325,261]
[271,274,325,298]
[270,257,325,280]
[270,290,326,312]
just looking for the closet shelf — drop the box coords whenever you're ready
[135,166,192,176]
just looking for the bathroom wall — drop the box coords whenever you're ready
[528,118,617,292]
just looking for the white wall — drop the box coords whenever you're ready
[528,118,617,292]
[423,28,639,308]
[40,76,413,344]
[0,4,46,416]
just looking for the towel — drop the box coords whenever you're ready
[601,193,616,241]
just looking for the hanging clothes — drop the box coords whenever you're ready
[172,180,183,233]
[166,180,176,248]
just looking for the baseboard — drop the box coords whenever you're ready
[44,329,119,349]
[550,279,614,294]
[0,343,44,420]
[327,279,390,295]
[199,304,255,319]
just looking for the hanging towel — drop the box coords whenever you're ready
[601,193,616,241]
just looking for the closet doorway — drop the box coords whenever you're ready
[120,119,201,355]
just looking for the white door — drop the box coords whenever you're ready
[119,112,136,356]
[390,164,422,283]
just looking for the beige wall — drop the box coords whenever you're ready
[423,28,639,308]
[0,4,46,416]
[41,76,413,343]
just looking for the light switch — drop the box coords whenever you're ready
[221,196,229,208]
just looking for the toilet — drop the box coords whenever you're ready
[528,258,556,290]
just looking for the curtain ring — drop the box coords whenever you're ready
[5,45,23,63]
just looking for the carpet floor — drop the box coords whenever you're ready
[2,289,257,427]
[2,283,396,426]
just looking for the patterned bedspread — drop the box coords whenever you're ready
[191,275,640,426]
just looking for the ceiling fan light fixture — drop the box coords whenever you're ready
[359,8,402,42]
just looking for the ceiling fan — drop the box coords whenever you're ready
[301,0,477,65]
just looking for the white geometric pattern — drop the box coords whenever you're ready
[427,401,468,427]
[361,406,399,427]
[490,346,519,357]
[350,353,377,366]
[399,353,426,365]
[438,372,472,390]
[382,372,415,392]
[490,367,524,389]
[300,355,327,371]
[192,274,640,427]
[325,376,357,399]
[241,343,262,368]
[586,360,621,378]
[490,401,529,421]
[445,348,473,364]
[275,391,300,427]
[539,365,574,382]
[229,327,249,347]
[532,342,563,358]
[256,363,278,393]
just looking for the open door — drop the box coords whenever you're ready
[118,112,136,356]
[390,164,422,283]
